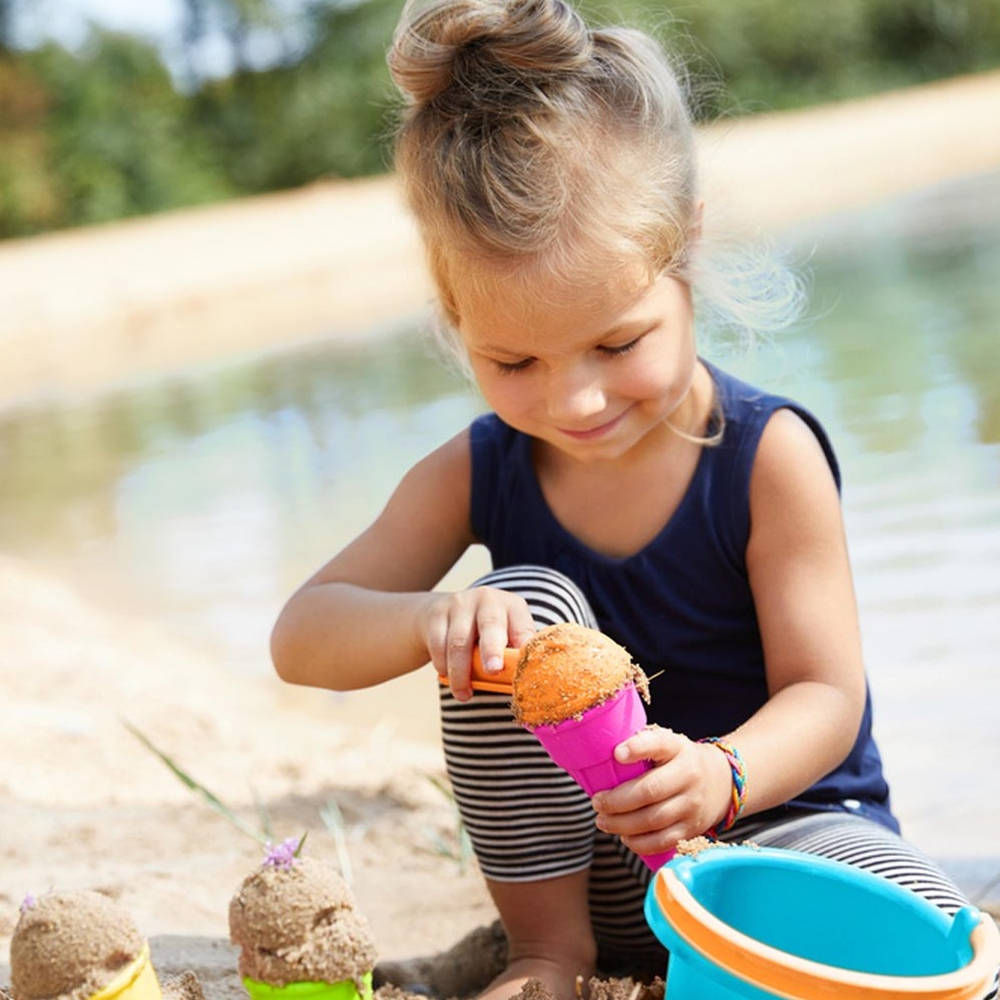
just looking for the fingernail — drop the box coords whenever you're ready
[484,655,503,673]
[614,744,630,762]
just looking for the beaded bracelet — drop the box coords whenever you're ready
[699,737,748,833]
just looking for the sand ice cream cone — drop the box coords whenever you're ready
[229,844,377,1000]
[8,890,179,1000]
[240,973,372,1000]
[89,946,161,1000]
[512,623,674,870]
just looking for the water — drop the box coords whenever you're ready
[1,171,998,873]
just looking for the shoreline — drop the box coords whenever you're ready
[2,70,1000,412]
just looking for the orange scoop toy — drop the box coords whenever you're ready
[436,646,520,693]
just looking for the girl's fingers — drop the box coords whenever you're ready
[426,588,535,697]
[445,626,476,701]
[613,726,682,766]
[476,615,511,674]
[508,603,538,650]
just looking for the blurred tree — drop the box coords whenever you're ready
[3,0,1000,238]
[0,54,60,234]
[579,0,1000,116]
[866,0,1000,81]
[0,0,13,54]
[192,0,400,192]
[180,0,289,86]
[0,31,231,237]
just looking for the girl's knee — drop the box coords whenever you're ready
[472,565,598,629]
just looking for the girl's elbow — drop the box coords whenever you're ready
[270,609,310,686]
[836,677,868,751]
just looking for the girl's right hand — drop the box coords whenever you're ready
[421,586,537,701]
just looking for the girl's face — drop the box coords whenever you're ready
[454,261,700,465]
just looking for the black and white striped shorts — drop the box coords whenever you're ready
[440,565,994,991]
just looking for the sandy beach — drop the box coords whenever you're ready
[3,70,1000,997]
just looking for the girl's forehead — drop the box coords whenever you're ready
[453,257,655,348]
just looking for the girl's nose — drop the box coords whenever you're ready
[545,363,607,424]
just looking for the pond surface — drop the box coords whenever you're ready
[2,171,998,871]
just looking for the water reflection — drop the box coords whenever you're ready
[0,330,481,665]
[793,169,1000,455]
[0,173,998,855]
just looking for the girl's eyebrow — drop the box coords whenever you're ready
[472,340,535,358]
[602,318,650,338]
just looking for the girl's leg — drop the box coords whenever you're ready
[441,567,600,997]
[441,566,599,882]
[733,811,968,912]
[440,566,663,989]
[588,832,666,976]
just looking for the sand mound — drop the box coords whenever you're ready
[512,624,648,728]
[229,854,377,988]
[10,891,143,1000]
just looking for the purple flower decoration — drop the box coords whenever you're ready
[263,835,306,870]
[20,893,37,913]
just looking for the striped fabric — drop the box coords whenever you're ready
[439,567,997,996]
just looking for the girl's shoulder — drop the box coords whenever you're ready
[706,361,841,491]
[469,411,531,474]
[470,410,517,442]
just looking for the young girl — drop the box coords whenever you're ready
[272,1,985,997]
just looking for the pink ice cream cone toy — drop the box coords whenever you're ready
[512,623,674,870]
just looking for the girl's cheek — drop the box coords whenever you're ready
[480,371,537,410]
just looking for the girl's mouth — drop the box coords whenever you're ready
[558,410,628,441]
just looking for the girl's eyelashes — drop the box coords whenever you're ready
[489,335,645,373]
[492,356,536,374]
[598,335,644,357]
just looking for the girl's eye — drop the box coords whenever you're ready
[598,336,643,357]
[492,357,535,374]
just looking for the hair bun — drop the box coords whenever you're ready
[389,0,592,104]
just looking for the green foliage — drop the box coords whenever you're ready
[2,0,1000,238]
[192,0,400,193]
[578,0,1000,118]
[0,56,59,233]
[0,32,230,237]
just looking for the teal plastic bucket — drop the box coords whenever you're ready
[644,846,1000,1000]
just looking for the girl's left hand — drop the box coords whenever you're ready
[590,727,734,856]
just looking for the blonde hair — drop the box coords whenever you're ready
[388,0,804,366]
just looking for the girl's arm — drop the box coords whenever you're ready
[725,406,867,809]
[270,429,534,696]
[594,408,867,851]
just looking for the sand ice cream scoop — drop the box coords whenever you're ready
[512,623,674,870]
[9,890,163,1000]
[229,852,377,1000]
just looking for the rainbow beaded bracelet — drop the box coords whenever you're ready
[699,737,748,833]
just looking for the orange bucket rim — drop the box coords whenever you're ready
[653,864,1000,1000]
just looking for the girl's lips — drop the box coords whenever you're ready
[558,410,628,441]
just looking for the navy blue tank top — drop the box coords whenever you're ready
[469,362,897,831]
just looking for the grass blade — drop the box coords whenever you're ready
[122,719,268,845]
[319,798,353,885]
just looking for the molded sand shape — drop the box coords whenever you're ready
[229,839,378,1000]
[512,623,673,869]
[8,889,202,1000]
